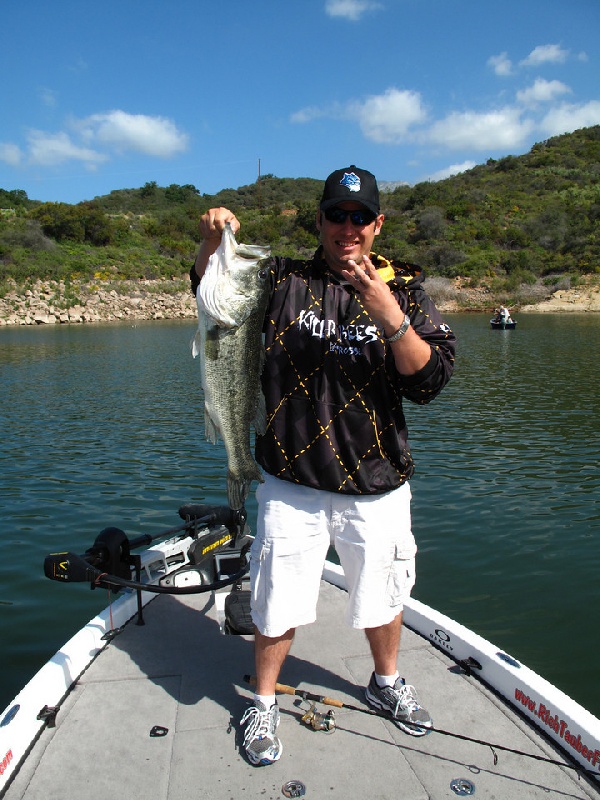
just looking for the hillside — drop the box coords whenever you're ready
[1,126,599,312]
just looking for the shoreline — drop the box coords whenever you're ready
[1,276,599,327]
[0,278,197,327]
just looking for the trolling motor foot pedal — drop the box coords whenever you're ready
[223,580,253,635]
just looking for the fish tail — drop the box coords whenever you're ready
[227,464,264,510]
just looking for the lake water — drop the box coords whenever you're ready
[1,314,599,717]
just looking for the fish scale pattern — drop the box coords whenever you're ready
[256,249,456,495]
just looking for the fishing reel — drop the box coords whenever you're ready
[296,699,336,733]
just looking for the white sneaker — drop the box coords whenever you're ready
[240,700,283,765]
[365,673,432,736]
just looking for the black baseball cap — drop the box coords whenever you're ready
[320,165,380,215]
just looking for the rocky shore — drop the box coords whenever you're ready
[1,275,599,327]
[0,278,197,326]
[519,281,600,313]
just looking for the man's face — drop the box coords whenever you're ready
[316,202,384,274]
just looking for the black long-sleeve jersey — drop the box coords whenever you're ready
[253,248,456,495]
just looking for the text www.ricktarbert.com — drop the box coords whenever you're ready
[514,688,600,770]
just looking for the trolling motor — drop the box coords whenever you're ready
[44,503,251,598]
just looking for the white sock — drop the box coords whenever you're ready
[375,671,400,688]
[254,693,276,709]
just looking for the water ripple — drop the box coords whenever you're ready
[0,315,598,716]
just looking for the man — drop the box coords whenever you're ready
[192,166,456,766]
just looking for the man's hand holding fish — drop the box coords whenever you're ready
[195,207,241,279]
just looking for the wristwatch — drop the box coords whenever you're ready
[385,314,410,343]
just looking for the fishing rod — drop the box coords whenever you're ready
[243,676,598,780]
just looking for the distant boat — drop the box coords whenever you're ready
[490,317,517,330]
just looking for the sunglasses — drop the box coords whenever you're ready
[323,207,377,226]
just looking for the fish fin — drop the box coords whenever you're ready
[253,340,267,435]
[254,389,267,436]
[204,409,220,444]
[191,328,202,358]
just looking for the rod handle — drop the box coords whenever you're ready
[243,675,345,708]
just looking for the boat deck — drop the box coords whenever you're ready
[4,581,598,800]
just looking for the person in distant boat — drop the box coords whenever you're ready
[192,166,456,766]
[495,305,511,323]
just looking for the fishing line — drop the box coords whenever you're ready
[243,676,599,781]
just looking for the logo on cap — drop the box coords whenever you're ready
[340,172,361,192]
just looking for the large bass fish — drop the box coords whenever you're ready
[192,223,271,510]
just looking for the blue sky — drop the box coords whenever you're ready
[1,0,599,205]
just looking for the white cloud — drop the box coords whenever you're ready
[516,78,571,108]
[427,161,478,182]
[488,52,513,77]
[290,106,328,124]
[68,57,88,74]
[324,0,382,21]
[291,91,533,150]
[0,110,189,174]
[427,107,534,150]
[290,88,426,143]
[40,88,58,108]
[520,44,568,67]
[0,142,23,166]
[350,88,427,143]
[539,100,600,136]
[76,110,188,157]
[290,65,598,159]
[27,130,107,167]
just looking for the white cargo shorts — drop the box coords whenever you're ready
[250,474,417,638]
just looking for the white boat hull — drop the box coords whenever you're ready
[2,538,599,794]
[325,561,600,777]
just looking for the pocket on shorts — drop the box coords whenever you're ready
[249,535,268,616]
[386,548,416,609]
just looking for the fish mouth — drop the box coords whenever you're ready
[235,246,271,260]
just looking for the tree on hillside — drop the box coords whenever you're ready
[164,184,199,203]
[2,126,600,287]
[0,189,30,209]
[29,202,115,245]
[140,181,158,198]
